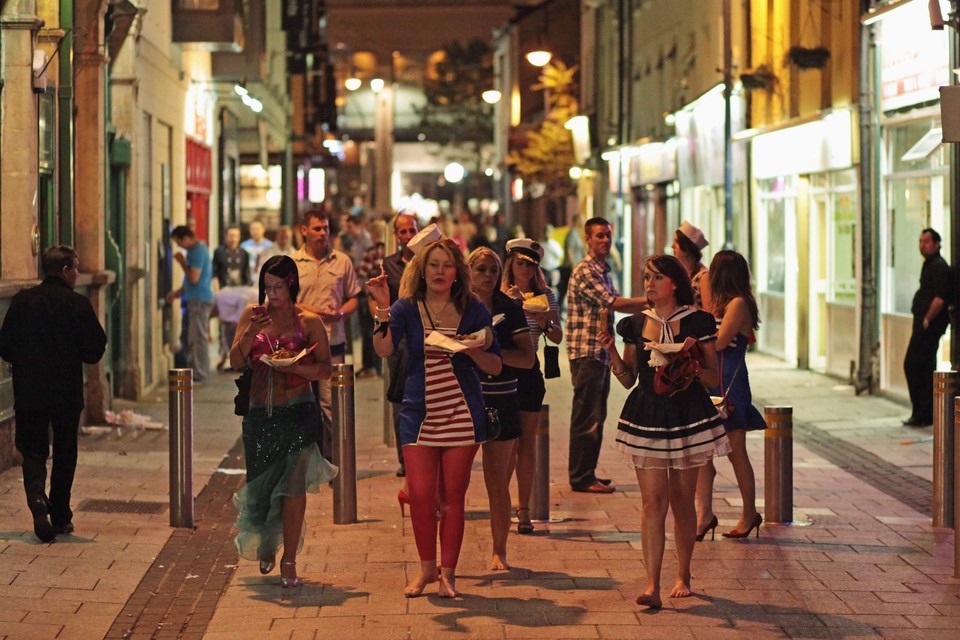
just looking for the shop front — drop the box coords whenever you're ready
[875,0,952,397]
[751,109,857,370]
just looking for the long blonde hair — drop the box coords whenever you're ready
[399,240,474,312]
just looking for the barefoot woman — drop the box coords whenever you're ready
[368,239,502,597]
[600,255,729,608]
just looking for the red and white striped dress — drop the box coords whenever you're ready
[417,327,477,446]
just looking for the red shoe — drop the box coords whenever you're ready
[397,490,410,517]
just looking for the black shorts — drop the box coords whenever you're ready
[484,392,522,441]
[515,366,546,413]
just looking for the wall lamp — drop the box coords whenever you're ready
[482,89,502,104]
[344,76,362,91]
[526,49,552,67]
[234,84,263,113]
[370,77,385,93]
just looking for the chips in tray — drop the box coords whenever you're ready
[521,294,550,312]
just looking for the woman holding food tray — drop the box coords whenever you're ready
[229,255,336,589]
[501,238,562,535]
[468,247,534,571]
[367,237,502,598]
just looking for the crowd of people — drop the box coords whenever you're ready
[160,210,768,600]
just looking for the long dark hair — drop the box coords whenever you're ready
[258,255,300,304]
[708,250,760,330]
[646,254,694,306]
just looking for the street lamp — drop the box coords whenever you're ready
[344,76,361,91]
[482,89,502,104]
[526,49,552,67]
[370,77,385,93]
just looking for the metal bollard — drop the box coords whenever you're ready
[955,412,960,578]
[933,372,959,527]
[168,368,194,528]
[331,363,357,524]
[530,404,550,522]
[764,406,793,525]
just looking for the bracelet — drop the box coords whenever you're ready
[377,306,390,312]
[610,364,627,376]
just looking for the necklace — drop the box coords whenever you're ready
[426,299,450,319]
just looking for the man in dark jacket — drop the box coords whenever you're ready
[0,245,107,542]
[903,228,953,427]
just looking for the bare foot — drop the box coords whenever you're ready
[669,578,692,598]
[403,569,439,597]
[489,553,510,571]
[438,569,460,598]
[635,591,662,609]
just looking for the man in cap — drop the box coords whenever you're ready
[566,217,648,493]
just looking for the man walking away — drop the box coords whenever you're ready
[903,227,953,427]
[0,245,107,542]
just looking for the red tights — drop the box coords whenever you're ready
[403,444,479,568]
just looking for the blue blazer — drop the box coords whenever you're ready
[390,297,500,445]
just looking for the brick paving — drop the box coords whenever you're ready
[1,351,959,639]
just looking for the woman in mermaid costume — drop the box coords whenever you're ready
[229,255,337,588]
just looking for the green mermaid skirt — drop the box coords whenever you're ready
[233,401,338,562]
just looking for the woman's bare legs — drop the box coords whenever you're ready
[695,460,716,534]
[513,410,539,530]
[635,467,669,608]
[280,494,306,581]
[482,438,516,570]
[725,430,759,532]
[667,467,701,598]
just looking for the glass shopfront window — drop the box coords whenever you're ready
[758,177,791,294]
[884,118,950,315]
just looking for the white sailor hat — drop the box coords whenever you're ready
[505,238,544,264]
[407,223,442,255]
[677,220,709,250]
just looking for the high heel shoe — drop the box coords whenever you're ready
[280,561,303,588]
[695,515,719,541]
[259,556,276,575]
[397,490,410,517]
[516,507,534,535]
[722,513,763,539]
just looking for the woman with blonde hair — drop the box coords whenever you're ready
[367,238,502,598]
[468,247,534,569]
[501,239,562,534]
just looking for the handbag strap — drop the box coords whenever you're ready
[715,351,744,402]
[420,300,438,331]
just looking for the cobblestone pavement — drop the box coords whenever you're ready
[1,351,959,639]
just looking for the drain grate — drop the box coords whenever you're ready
[77,499,168,514]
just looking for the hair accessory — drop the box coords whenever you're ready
[505,238,544,264]
[678,221,708,250]
[407,223,442,255]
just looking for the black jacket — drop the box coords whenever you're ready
[0,277,107,411]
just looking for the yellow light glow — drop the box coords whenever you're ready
[345,77,362,91]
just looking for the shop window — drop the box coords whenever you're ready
[759,178,788,294]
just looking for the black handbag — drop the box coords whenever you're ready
[542,333,561,379]
[233,366,253,416]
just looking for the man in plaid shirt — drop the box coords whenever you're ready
[565,217,647,493]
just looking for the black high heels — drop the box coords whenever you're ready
[722,513,763,539]
[695,515,719,541]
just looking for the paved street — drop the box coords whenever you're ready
[1,350,959,639]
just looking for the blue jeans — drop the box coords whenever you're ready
[568,357,611,488]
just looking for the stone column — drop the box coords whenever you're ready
[0,3,42,280]
[73,0,110,422]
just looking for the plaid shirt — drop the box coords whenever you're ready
[565,254,619,363]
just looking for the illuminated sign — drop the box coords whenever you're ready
[879,0,949,112]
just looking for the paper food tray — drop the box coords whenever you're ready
[424,330,484,353]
